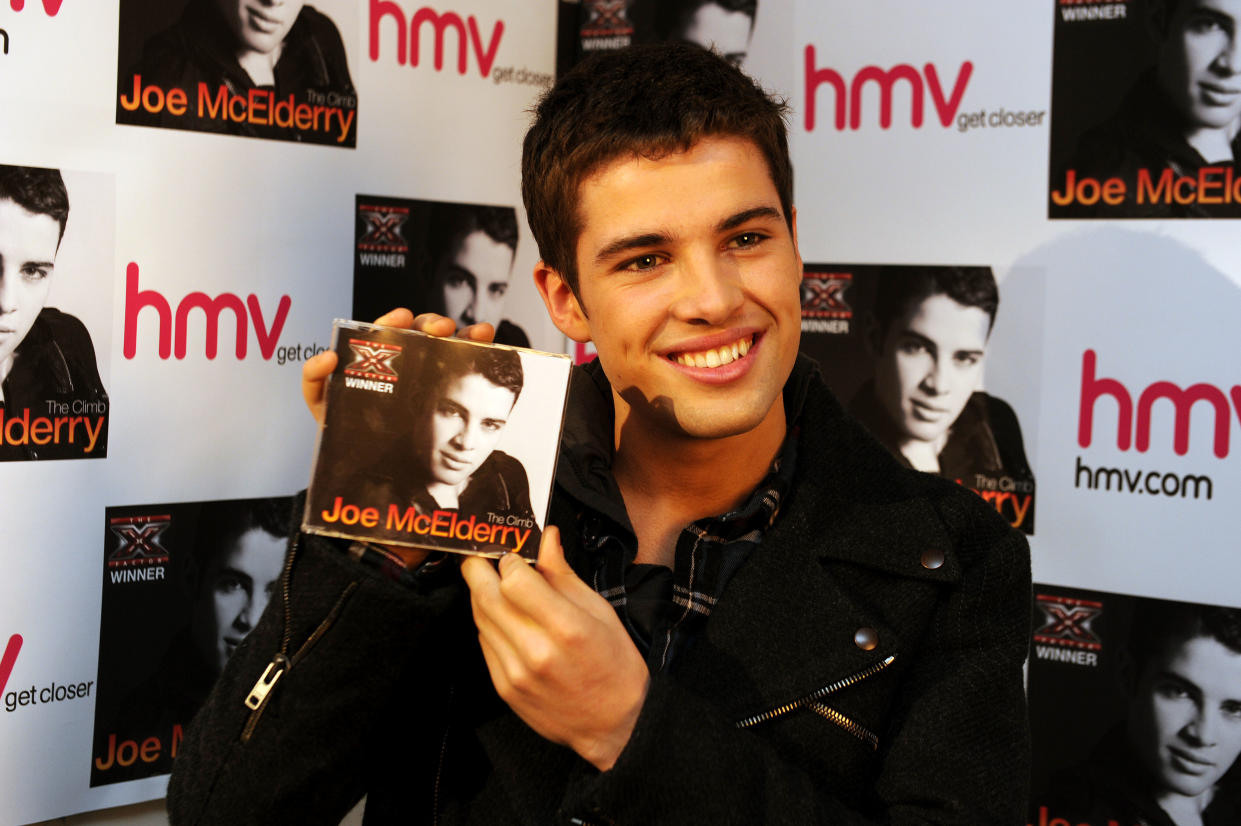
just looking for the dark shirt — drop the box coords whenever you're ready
[0,307,108,461]
[1039,726,1241,826]
[119,0,357,146]
[1054,71,1241,218]
[563,358,805,666]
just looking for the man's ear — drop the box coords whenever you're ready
[533,262,592,343]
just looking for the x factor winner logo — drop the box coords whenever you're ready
[107,515,172,568]
[358,206,409,252]
[586,0,630,28]
[1034,595,1103,651]
[801,273,852,318]
[346,339,402,382]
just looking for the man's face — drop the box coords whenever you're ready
[0,198,59,378]
[1128,635,1241,801]
[1157,0,1241,130]
[435,229,514,330]
[568,135,802,442]
[872,292,990,449]
[423,373,516,487]
[681,3,754,66]
[192,527,285,674]
[213,0,306,56]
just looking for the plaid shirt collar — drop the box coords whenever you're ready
[557,357,814,670]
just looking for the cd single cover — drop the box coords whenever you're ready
[303,321,571,559]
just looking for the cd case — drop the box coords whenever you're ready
[303,320,572,560]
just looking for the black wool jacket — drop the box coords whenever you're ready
[168,357,1032,824]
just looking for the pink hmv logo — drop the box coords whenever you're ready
[8,0,65,15]
[0,635,22,696]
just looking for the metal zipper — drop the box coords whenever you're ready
[733,654,895,742]
[240,535,360,743]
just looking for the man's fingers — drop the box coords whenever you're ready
[411,313,458,337]
[458,322,496,344]
[372,307,415,329]
[301,350,338,425]
[535,527,615,617]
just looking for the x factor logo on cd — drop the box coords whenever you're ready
[346,339,402,382]
[358,205,409,252]
[1034,594,1103,651]
[107,515,172,568]
[801,272,852,319]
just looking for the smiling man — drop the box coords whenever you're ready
[170,43,1031,824]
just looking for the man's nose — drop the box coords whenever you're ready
[671,253,744,325]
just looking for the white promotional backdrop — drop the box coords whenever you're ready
[1,1,1237,823]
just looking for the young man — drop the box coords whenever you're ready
[0,164,108,461]
[848,266,1034,484]
[169,43,1030,823]
[1045,601,1241,826]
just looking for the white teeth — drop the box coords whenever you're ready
[673,336,752,368]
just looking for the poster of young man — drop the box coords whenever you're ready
[91,496,294,786]
[353,196,534,348]
[114,0,358,148]
[1048,0,1241,218]
[799,263,1037,534]
[1029,584,1241,826]
[0,164,112,462]
[558,0,759,74]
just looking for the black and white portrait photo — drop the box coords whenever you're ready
[1050,0,1241,217]
[353,197,531,348]
[0,164,111,462]
[800,264,1037,534]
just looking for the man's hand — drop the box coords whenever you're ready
[300,308,495,425]
[460,527,650,772]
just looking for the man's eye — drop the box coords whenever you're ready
[443,272,470,288]
[436,404,463,419]
[20,266,49,281]
[1187,14,1226,35]
[487,283,508,298]
[1222,701,1241,719]
[955,353,981,367]
[898,340,929,356]
[1156,682,1192,701]
[622,254,665,272]
[730,232,767,249]
[482,421,503,432]
[215,576,244,595]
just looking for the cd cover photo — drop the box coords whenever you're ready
[304,321,571,559]
[798,263,1037,534]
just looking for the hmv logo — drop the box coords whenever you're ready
[369,1,504,78]
[122,263,291,360]
[803,45,973,131]
[0,635,21,697]
[1078,350,1241,459]
[8,0,64,15]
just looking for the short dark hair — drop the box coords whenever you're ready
[426,202,519,267]
[189,497,291,593]
[0,164,70,243]
[429,340,524,404]
[654,0,759,40]
[1128,599,1241,675]
[872,266,999,337]
[522,41,791,295]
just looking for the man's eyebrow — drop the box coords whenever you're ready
[593,232,669,266]
[217,567,253,586]
[22,259,56,270]
[717,206,783,233]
